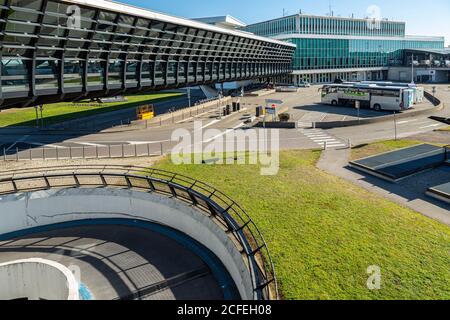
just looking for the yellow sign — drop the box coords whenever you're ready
[137,105,155,120]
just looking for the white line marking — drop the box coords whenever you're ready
[419,124,441,129]
[313,139,339,142]
[204,123,245,143]
[5,135,30,151]
[76,142,107,147]
[27,142,65,148]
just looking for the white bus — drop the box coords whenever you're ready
[320,84,414,111]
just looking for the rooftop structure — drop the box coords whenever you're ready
[0,0,295,109]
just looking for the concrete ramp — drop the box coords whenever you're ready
[427,182,450,204]
[200,85,219,99]
[0,166,277,300]
[350,144,447,182]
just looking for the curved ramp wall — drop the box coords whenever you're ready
[0,188,254,300]
[0,258,79,300]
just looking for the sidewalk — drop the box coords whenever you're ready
[317,148,450,226]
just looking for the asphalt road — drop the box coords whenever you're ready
[0,85,448,161]
[0,224,230,300]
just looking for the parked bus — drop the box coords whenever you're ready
[359,81,424,103]
[320,84,414,111]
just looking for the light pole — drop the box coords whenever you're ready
[393,111,398,141]
[34,106,39,128]
[39,105,44,128]
[187,87,191,108]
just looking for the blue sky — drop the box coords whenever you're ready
[121,0,450,46]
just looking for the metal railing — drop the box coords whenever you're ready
[1,143,165,162]
[0,165,278,300]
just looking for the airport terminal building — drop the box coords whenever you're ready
[0,0,295,109]
[244,14,446,84]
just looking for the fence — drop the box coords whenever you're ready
[2,142,165,162]
[0,165,278,300]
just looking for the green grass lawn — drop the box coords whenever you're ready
[0,92,183,127]
[152,150,450,300]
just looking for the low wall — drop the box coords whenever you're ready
[150,96,232,124]
[254,122,296,129]
[0,188,254,300]
[245,89,276,97]
[0,258,79,300]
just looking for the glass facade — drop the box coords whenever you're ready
[245,14,445,77]
[245,15,406,38]
[288,38,444,71]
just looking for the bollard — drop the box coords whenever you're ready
[313,122,316,129]
[109,144,111,158]
[56,147,59,160]
[147,143,150,156]
[43,148,45,160]
[160,142,163,156]
[348,138,352,149]
[323,141,327,151]
[134,144,137,157]
[29,148,32,161]
[16,147,19,161]
[122,144,124,158]
[69,146,72,159]
[82,146,85,159]
[3,148,6,161]
[96,145,99,159]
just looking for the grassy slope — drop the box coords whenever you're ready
[0,92,183,127]
[153,150,450,300]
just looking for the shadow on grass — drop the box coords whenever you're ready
[2,93,184,128]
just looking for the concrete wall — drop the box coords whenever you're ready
[0,258,79,300]
[0,188,255,300]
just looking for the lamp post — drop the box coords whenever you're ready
[187,87,191,108]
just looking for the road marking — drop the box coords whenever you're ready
[419,123,441,129]
[314,139,339,142]
[27,142,66,148]
[301,129,345,149]
[75,142,108,147]
[204,123,245,143]
[397,119,418,125]
[5,135,30,151]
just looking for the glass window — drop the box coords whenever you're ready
[35,59,59,90]
[87,60,105,86]
[64,60,83,88]
[108,60,123,85]
[1,58,29,93]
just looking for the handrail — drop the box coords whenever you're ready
[0,165,278,300]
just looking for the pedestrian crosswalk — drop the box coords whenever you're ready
[301,128,347,149]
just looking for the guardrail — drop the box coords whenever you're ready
[0,165,278,300]
[1,143,164,162]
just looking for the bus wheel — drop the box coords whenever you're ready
[373,104,381,111]
[331,100,338,106]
